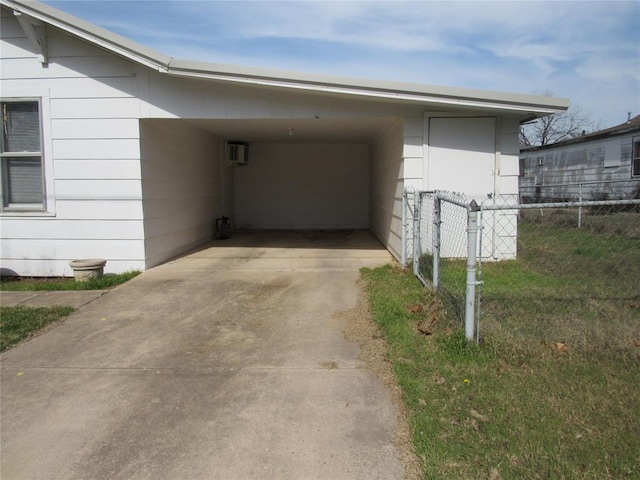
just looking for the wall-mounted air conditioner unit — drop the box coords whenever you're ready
[227,142,249,166]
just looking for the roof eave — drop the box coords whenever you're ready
[1,0,172,71]
[168,60,568,115]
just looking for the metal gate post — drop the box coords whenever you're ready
[433,195,441,289]
[402,191,408,266]
[412,192,422,278]
[465,200,480,341]
[578,183,583,228]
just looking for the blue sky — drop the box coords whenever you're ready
[46,1,639,129]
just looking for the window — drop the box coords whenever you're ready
[603,141,620,168]
[1,100,44,210]
[518,157,525,177]
[633,137,640,177]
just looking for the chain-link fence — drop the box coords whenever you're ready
[410,191,478,338]
[407,186,640,349]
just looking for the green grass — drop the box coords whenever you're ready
[0,270,141,291]
[362,214,640,479]
[1,305,76,351]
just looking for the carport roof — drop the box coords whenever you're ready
[3,0,569,118]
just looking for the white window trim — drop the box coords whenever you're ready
[0,90,54,216]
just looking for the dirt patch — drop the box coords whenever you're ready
[340,283,423,480]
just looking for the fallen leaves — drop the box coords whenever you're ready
[417,321,433,336]
[432,375,446,385]
[470,408,489,422]
[406,302,441,336]
[490,468,503,480]
[406,303,424,314]
[542,340,571,354]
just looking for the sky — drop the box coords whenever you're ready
[45,0,639,130]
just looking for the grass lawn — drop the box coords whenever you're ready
[0,270,141,291]
[1,305,76,351]
[363,213,640,479]
[1,270,141,351]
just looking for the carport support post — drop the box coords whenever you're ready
[465,200,480,341]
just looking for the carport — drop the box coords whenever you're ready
[185,117,395,230]
[139,107,410,270]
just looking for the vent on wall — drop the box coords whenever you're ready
[227,142,249,166]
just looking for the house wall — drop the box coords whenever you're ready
[234,143,369,229]
[0,8,146,276]
[520,133,640,201]
[369,119,405,262]
[140,120,229,268]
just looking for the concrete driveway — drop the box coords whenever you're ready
[1,230,405,480]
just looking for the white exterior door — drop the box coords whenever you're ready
[425,116,496,202]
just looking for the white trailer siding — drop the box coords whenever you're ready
[0,9,145,275]
[520,133,639,201]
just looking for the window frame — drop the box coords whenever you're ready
[0,98,46,212]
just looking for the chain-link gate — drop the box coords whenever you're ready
[406,185,640,345]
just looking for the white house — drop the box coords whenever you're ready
[520,115,640,202]
[0,0,568,277]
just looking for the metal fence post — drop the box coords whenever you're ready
[465,200,480,341]
[433,195,441,289]
[402,191,407,266]
[578,183,583,228]
[412,192,422,278]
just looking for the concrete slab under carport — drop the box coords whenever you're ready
[1,231,406,480]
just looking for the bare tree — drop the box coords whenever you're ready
[520,93,599,147]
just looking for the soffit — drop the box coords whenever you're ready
[182,117,397,144]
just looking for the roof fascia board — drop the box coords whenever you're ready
[1,0,171,71]
[168,67,561,115]
[168,59,568,115]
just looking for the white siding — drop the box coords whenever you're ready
[370,119,404,261]
[140,120,229,268]
[0,9,145,276]
[234,143,369,229]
